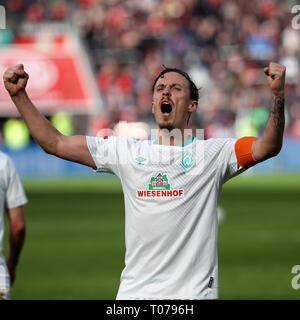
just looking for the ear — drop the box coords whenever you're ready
[188,101,198,113]
[151,101,154,114]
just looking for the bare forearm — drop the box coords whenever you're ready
[8,228,26,267]
[252,62,286,162]
[6,226,25,285]
[4,64,96,168]
[11,90,62,154]
[261,94,285,154]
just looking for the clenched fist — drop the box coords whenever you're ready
[3,64,29,97]
[264,62,286,97]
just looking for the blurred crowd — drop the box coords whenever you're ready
[1,0,300,139]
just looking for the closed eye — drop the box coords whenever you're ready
[155,85,165,92]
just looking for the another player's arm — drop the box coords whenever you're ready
[251,62,286,162]
[3,64,96,169]
[5,206,26,285]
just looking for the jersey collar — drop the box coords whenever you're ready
[153,136,195,147]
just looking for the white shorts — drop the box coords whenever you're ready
[0,287,10,300]
[0,258,10,300]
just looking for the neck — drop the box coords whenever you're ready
[156,127,193,146]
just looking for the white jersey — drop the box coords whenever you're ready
[87,136,246,299]
[0,152,27,292]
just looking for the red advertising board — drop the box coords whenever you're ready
[0,39,101,115]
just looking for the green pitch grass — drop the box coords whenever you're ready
[4,175,300,300]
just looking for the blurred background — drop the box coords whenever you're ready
[0,0,299,300]
[0,0,300,174]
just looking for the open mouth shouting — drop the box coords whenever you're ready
[160,100,173,116]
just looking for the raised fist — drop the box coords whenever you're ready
[264,62,286,97]
[3,64,29,97]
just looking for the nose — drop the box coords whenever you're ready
[162,86,171,97]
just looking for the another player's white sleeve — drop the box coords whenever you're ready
[5,156,27,209]
[86,136,126,177]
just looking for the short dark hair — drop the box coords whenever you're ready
[152,67,199,101]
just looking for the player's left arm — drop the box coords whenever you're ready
[251,62,286,163]
[5,206,26,286]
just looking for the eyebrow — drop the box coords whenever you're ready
[155,83,184,89]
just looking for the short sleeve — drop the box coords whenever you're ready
[5,157,28,209]
[218,138,247,183]
[86,136,126,176]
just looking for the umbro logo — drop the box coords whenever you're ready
[135,156,147,166]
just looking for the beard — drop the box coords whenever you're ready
[158,123,175,131]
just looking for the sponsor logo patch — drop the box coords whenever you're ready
[137,173,184,198]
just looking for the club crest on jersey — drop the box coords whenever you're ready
[181,152,194,169]
[136,173,184,198]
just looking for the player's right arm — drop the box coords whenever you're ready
[3,64,97,169]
